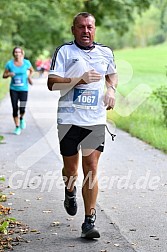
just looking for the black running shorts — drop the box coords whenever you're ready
[57,124,105,156]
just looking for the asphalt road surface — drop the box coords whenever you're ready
[0,77,167,252]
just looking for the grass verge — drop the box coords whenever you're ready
[108,43,167,153]
[0,76,9,101]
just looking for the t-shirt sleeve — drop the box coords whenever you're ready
[106,49,117,75]
[49,47,66,77]
[25,59,32,69]
[5,61,10,71]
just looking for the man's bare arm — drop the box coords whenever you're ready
[104,73,118,110]
[47,70,102,91]
[105,73,118,90]
[47,75,82,91]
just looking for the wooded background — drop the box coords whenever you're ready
[0,0,167,66]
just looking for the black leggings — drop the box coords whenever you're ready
[10,90,28,117]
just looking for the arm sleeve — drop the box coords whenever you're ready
[27,59,32,69]
[49,47,66,77]
[5,61,10,71]
[106,49,117,75]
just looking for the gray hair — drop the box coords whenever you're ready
[73,12,95,26]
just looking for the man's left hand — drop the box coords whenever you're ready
[103,88,115,110]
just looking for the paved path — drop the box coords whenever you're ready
[0,77,167,252]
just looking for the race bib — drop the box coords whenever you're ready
[73,88,98,110]
[13,76,24,86]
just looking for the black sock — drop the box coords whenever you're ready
[84,215,92,223]
[65,186,76,196]
[85,215,92,219]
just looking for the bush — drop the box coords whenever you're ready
[148,31,166,45]
[153,85,167,126]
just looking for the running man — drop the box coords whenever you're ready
[47,12,118,239]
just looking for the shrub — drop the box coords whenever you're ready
[153,85,167,126]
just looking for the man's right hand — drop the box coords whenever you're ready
[81,70,101,84]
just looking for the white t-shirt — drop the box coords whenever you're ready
[49,41,117,126]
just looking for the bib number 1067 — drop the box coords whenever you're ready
[77,95,96,104]
[73,88,99,109]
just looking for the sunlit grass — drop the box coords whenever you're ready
[0,77,9,101]
[108,43,167,152]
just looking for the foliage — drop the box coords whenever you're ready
[0,177,5,182]
[0,0,166,66]
[0,177,6,202]
[0,178,11,236]
[97,1,167,49]
[133,5,161,47]
[0,217,16,234]
[0,0,152,67]
[0,178,18,251]
[113,4,167,48]
[148,31,166,46]
[152,85,167,126]
[0,220,9,235]
[84,0,151,34]
[154,0,167,31]
[0,78,9,101]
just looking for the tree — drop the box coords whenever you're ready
[83,0,151,34]
[0,0,152,67]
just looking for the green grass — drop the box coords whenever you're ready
[0,77,9,101]
[108,42,167,152]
